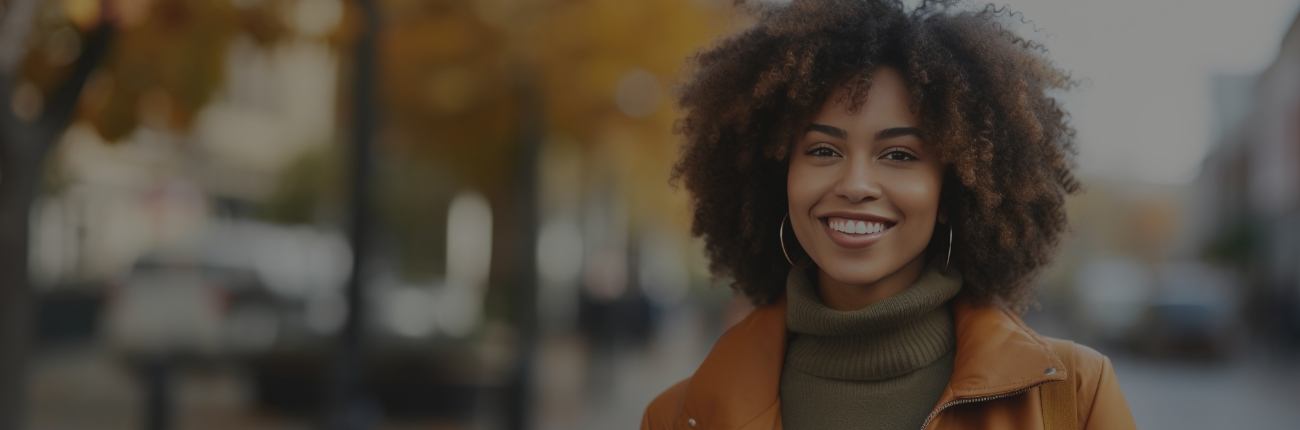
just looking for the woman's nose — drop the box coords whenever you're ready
[833,160,882,203]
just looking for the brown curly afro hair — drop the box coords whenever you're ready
[671,0,1080,311]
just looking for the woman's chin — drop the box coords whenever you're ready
[819,266,891,288]
[815,254,922,288]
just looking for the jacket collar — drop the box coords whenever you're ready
[677,292,1067,429]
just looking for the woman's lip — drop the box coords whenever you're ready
[818,211,896,224]
[821,218,892,249]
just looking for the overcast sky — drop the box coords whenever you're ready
[1002,0,1299,185]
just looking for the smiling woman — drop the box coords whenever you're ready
[787,67,946,311]
[644,0,1137,429]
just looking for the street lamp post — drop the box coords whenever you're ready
[327,0,380,428]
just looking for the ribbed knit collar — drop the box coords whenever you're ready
[784,265,962,381]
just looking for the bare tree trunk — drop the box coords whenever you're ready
[0,2,44,423]
[0,17,114,429]
[0,130,42,430]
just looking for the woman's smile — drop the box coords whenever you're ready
[820,214,897,249]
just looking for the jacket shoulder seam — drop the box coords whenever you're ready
[735,398,781,429]
[1082,355,1112,428]
[998,307,1068,368]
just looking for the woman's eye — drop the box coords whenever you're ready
[882,150,917,161]
[807,146,840,158]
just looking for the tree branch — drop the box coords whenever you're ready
[0,0,38,76]
[35,22,116,150]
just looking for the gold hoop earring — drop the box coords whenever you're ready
[780,214,796,266]
[945,225,953,272]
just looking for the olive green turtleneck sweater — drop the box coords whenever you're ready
[779,266,963,430]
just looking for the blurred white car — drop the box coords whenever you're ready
[102,221,352,365]
[102,255,258,364]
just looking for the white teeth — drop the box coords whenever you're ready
[828,217,889,235]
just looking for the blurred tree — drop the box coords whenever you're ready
[362,4,741,367]
[0,0,289,426]
[263,144,457,280]
[535,0,742,233]
[1202,219,1260,266]
[262,144,344,225]
[375,0,736,229]
[375,0,518,190]
[0,2,115,426]
[258,0,735,286]
[22,0,291,140]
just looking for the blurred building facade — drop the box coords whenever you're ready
[1194,12,1300,341]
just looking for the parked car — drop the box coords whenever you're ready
[101,252,265,366]
[1135,262,1242,359]
[240,273,515,419]
[201,214,514,419]
[101,220,335,366]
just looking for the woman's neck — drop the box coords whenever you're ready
[815,255,927,311]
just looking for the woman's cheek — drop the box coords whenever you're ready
[891,172,942,215]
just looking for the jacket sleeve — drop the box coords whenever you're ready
[1080,353,1137,430]
[642,379,689,430]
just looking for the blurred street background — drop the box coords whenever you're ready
[2,0,1299,429]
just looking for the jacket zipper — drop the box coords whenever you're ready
[917,382,1049,430]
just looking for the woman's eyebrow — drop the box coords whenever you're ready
[876,126,921,141]
[807,123,848,139]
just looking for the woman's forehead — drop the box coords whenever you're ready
[812,67,918,130]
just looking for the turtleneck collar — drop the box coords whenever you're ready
[784,265,962,381]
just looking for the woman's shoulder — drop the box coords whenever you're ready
[1039,336,1134,427]
[1040,336,1112,386]
[640,298,789,429]
[641,378,690,429]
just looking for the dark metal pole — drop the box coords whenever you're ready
[141,358,173,430]
[503,72,543,430]
[328,0,379,428]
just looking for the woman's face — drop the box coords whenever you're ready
[787,67,946,300]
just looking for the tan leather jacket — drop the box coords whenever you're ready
[641,294,1136,429]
